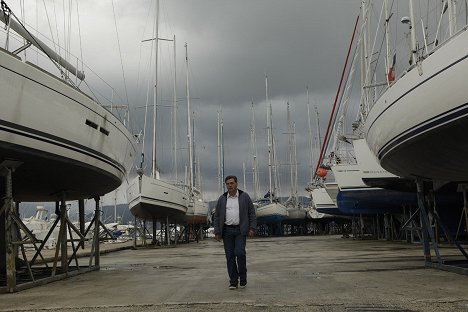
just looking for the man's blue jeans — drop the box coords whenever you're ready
[223,225,247,284]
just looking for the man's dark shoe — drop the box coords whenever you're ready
[239,280,247,288]
[229,282,238,290]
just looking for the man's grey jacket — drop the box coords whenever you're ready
[213,190,257,236]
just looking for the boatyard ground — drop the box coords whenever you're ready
[1,235,468,312]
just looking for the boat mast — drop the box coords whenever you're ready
[306,86,314,184]
[361,0,370,115]
[447,0,456,36]
[272,129,281,197]
[408,0,418,66]
[314,15,359,178]
[197,156,203,198]
[314,105,321,163]
[151,0,160,179]
[293,122,298,201]
[384,0,392,85]
[242,162,246,191]
[287,102,294,200]
[0,5,85,81]
[250,101,259,200]
[265,75,273,203]
[192,111,197,189]
[217,110,222,193]
[173,34,178,181]
[221,115,225,192]
[185,42,194,199]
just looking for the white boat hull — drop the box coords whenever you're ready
[184,199,209,225]
[364,28,468,181]
[324,182,338,203]
[353,139,415,191]
[0,49,136,201]
[127,175,188,220]
[255,202,288,223]
[306,206,339,220]
[310,186,339,214]
[331,163,367,191]
[285,207,306,220]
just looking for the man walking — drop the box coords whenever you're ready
[214,175,257,289]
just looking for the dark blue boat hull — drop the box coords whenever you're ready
[257,214,287,224]
[316,206,349,216]
[336,188,416,215]
[336,188,463,218]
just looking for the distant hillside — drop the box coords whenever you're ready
[101,203,133,224]
[18,195,311,225]
[208,195,310,210]
[18,202,133,224]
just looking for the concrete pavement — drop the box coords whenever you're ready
[1,235,468,312]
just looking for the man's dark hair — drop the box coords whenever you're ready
[225,175,237,183]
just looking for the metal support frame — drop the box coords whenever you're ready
[401,206,422,243]
[416,179,468,275]
[152,219,157,245]
[78,199,85,249]
[456,184,468,240]
[2,165,16,292]
[0,161,106,292]
[132,216,182,248]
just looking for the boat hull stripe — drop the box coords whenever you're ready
[377,102,468,161]
[367,48,468,151]
[0,118,126,175]
[0,62,134,143]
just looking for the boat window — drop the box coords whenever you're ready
[85,119,98,129]
[99,127,109,136]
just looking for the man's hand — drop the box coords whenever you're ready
[248,229,255,238]
[215,234,222,242]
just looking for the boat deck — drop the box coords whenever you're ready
[2,236,468,312]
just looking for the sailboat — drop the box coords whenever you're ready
[0,2,136,202]
[183,43,209,226]
[362,0,468,182]
[22,206,59,248]
[330,139,417,215]
[249,102,260,203]
[283,102,306,223]
[319,1,465,220]
[255,76,288,225]
[127,0,188,221]
[305,88,343,218]
[297,2,421,217]
[309,183,341,215]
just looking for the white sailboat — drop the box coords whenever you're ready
[255,75,288,224]
[183,43,209,226]
[284,102,306,222]
[22,206,58,248]
[305,88,340,218]
[249,101,261,201]
[362,0,468,182]
[0,2,136,202]
[311,2,417,217]
[308,183,343,219]
[127,0,188,221]
[185,187,209,225]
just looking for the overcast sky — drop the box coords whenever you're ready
[7,0,362,203]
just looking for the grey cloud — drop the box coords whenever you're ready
[9,0,362,203]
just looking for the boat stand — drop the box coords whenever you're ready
[133,217,179,247]
[133,219,152,246]
[400,205,422,243]
[416,179,468,275]
[456,184,468,241]
[0,161,106,292]
[400,206,423,243]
